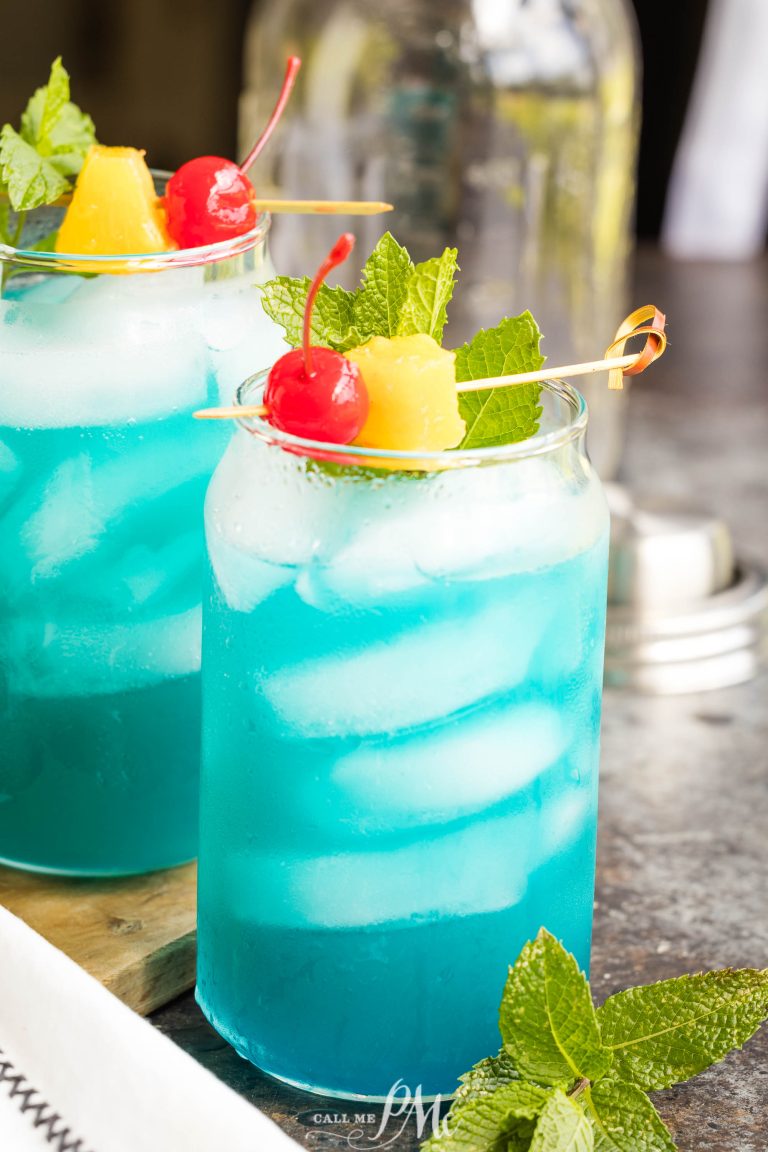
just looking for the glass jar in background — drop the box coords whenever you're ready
[241,0,640,478]
[0,191,285,876]
[197,374,609,1099]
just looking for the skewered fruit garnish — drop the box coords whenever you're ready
[345,334,466,452]
[163,57,300,250]
[263,234,369,444]
[55,146,173,255]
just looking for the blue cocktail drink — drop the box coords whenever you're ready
[197,372,609,1098]
[0,218,284,874]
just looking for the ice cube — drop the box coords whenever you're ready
[205,434,350,611]
[297,462,608,610]
[225,807,533,929]
[263,589,554,738]
[10,434,212,586]
[539,792,595,861]
[329,703,568,830]
[3,606,201,698]
[84,529,202,610]
[0,272,208,429]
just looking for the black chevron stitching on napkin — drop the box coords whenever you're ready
[0,1049,94,1152]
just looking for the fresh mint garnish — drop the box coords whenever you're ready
[455,313,544,449]
[586,1079,675,1152]
[500,930,613,1088]
[596,969,768,1091]
[0,56,95,267]
[529,1089,594,1152]
[424,1082,550,1152]
[260,231,459,350]
[426,928,768,1152]
[0,127,69,215]
[454,1050,521,1104]
[398,248,459,341]
[355,230,414,337]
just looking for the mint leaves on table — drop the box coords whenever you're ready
[261,232,459,350]
[596,968,768,1092]
[424,929,768,1152]
[500,931,613,1088]
[0,56,95,263]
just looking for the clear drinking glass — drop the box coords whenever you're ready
[197,373,609,1099]
[0,187,285,876]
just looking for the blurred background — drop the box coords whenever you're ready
[1,0,765,480]
[0,0,727,241]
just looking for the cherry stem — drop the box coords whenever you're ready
[303,233,356,375]
[239,56,302,174]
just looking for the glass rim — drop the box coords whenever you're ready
[235,370,589,468]
[0,168,271,274]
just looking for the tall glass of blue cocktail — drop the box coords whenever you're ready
[0,204,284,875]
[197,371,609,1099]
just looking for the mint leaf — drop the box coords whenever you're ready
[587,1081,675,1152]
[397,248,458,342]
[529,1090,593,1152]
[0,201,10,246]
[0,58,95,216]
[454,1050,521,1104]
[259,276,359,351]
[500,929,613,1088]
[19,56,95,179]
[260,234,458,351]
[597,969,768,1092]
[425,1083,551,1152]
[21,56,70,147]
[455,312,544,449]
[35,103,96,178]
[0,125,68,211]
[354,231,413,338]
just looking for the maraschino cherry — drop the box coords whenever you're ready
[264,234,369,444]
[164,56,301,249]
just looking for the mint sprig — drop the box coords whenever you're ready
[0,56,95,274]
[260,231,459,350]
[426,929,768,1152]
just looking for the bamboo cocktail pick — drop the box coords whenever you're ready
[194,306,668,423]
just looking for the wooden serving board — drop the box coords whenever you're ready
[0,861,197,1015]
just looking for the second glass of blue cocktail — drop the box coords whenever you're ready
[197,353,609,1097]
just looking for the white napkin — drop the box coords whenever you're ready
[0,905,298,1152]
[662,0,768,259]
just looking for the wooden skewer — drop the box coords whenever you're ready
[195,404,268,420]
[454,353,639,393]
[192,354,635,421]
[254,199,393,215]
[0,191,394,217]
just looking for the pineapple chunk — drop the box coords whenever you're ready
[345,334,465,452]
[56,145,174,256]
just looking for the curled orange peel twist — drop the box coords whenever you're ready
[604,305,667,391]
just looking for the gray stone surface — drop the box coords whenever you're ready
[152,250,768,1150]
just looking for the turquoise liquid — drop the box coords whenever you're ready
[0,414,224,874]
[197,528,608,1098]
[0,270,283,874]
